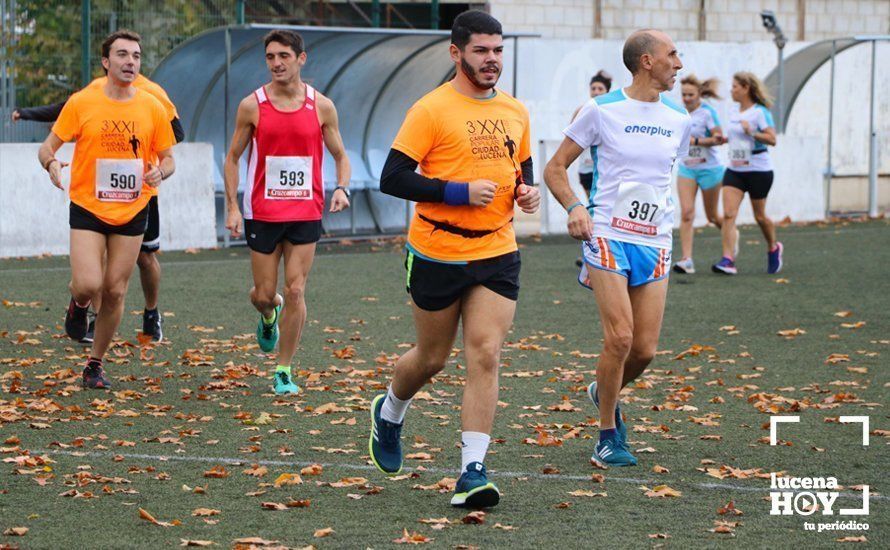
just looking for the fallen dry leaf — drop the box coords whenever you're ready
[3,527,28,536]
[139,507,180,527]
[836,536,867,543]
[243,465,268,477]
[568,490,607,497]
[328,477,368,488]
[191,508,220,517]
[203,466,229,479]
[461,511,486,524]
[180,540,214,547]
[642,485,682,498]
[717,500,743,516]
[313,527,334,538]
[232,537,279,547]
[419,517,451,528]
[393,529,432,544]
[273,473,303,487]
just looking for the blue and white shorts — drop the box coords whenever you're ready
[579,237,671,288]
[677,164,725,191]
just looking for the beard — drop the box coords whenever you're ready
[460,58,499,90]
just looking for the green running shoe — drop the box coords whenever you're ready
[450,462,500,508]
[591,435,637,468]
[587,381,627,445]
[368,393,403,474]
[257,303,281,352]
[273,370,300,395]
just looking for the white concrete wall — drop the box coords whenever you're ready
[0,143,216,258]
[539,136,824,235]
[519,38,889,234]
[491,0,890,41]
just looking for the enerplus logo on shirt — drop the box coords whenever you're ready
[623,124,673,138]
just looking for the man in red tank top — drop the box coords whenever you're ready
[224,29,351,395]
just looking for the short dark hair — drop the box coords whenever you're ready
[451,10,502,50]
[264,29,304,56]
[622,30,658,75]
[101,29,141,58]
[590,70,612,91]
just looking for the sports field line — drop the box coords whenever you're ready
[38,448,885,501]
[0,223,884,274]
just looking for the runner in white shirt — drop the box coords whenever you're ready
[573,70,612,267]
[712,71,782,275]
[544,29,691,468]
[673,75,727,274]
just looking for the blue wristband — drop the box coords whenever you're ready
[567,201,584,214]
[443,181,470,206]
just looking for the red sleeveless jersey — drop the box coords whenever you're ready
[244,84,325,222]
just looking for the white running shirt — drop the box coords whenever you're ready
[726,104,774,173]
[564,88,692,250]
[684,103,723,170]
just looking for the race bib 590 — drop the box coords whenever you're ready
[95,158,142,202]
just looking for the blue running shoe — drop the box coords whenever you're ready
[257,302,281,353]
[368,393,403,474]
[587,381,627,444]
[273,371,300,395]
[767,241,783,274]
[591,436,637,468]
[711,256,738,275]
[450,462,500,508]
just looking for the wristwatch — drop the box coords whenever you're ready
[334,185,351,198]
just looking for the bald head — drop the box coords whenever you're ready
[623,29,669,75]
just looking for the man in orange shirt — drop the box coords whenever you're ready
[37,30,175,389]
[16,73,182,344]
[368,11,540,509]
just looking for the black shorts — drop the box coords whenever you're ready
[245,219,322,254]
[140,196,160,253]
[723,169,774,200]
[405,250,521,311]
[579,172,593,194]
[69,202,149,237]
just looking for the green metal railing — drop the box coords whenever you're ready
[2,0,449,134]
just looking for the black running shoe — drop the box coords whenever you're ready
[142,309,163,343]
[82,361,111,389]
[65,298,89,341]
[79,311,96,344]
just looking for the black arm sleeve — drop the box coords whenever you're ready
[520,157,534,187]
[171,117,185,144]
[379,148,447,203]
[16,101,67,123]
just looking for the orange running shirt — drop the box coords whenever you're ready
[392,83,531,262]
[52,84,175,226]
[87,75,178,198]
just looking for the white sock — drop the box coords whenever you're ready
[461,431,491,472]
[380,386,411,424]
